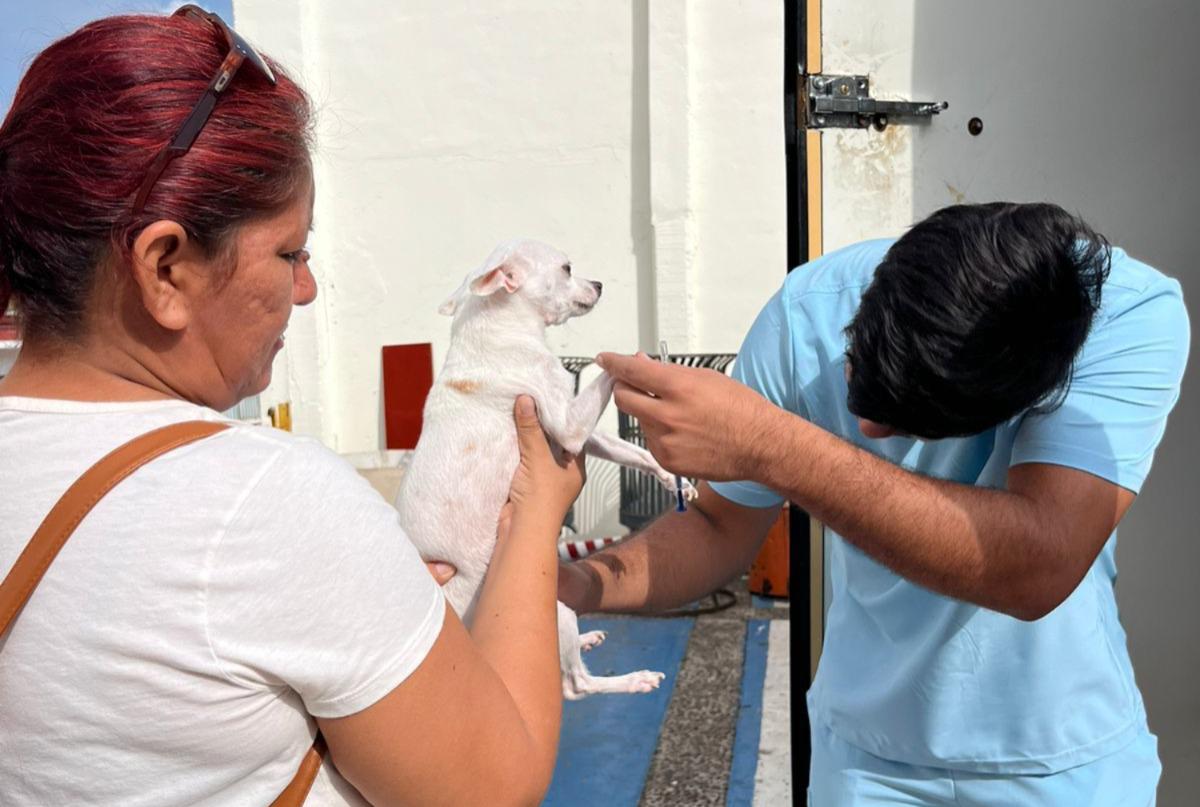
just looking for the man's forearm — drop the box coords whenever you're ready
[567,486,768,614]
[752,407,1062,619]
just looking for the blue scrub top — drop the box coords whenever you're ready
[711,239,1190,774]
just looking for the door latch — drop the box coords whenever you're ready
[805,74,947,131]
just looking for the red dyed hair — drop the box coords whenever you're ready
[0,12,313,340]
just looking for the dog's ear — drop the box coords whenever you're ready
[469,262,526,297]
[438,245,526,316]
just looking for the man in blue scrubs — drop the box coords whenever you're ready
[561,203,1189,805]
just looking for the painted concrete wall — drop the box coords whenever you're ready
[232,0,786,453]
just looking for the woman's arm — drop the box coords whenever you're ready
[318,396,582,807]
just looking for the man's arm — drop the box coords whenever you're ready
[755,412,1132,620]
[595,352,1134,621]
[560,481,779,614]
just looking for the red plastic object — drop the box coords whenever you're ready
[381,343,434,449]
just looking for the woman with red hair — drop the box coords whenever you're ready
[0,7,574,806]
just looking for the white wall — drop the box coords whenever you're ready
[233,0,786,453]
[821,2,917,250]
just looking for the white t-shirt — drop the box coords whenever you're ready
[0,397,445,806]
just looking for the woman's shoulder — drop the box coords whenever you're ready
[213,419,338,466]
[192,418,408,573]
[202,420,378,505]
[0,398,383,527]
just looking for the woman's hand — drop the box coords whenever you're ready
[422,396,584,586]
[507,394,586,523]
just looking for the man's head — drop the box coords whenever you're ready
[845,202,1111,440]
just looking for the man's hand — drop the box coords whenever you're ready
[595,351,782,482]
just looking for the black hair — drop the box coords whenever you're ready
[844,202,1111,439]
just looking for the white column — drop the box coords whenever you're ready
[646,0,696,352]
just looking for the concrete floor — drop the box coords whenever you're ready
[543,580,792,806]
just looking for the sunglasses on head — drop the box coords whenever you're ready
[131,4,276,216]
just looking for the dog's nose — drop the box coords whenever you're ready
[592,281,603,296]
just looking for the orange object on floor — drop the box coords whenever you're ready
[748,505,790,598]
[382,343,434,449]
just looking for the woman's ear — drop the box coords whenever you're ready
[129,220,203,332]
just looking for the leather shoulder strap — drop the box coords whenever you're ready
[270,734,328,807]
[0,419,230,635]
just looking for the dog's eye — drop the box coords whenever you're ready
[562,263,572,275]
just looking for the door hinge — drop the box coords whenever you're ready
[804,74,947,131]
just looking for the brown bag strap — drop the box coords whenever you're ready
[0,418,327,806]
[270,733,328,807]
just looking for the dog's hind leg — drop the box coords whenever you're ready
[557,601,665,701]
[579,630,606,651]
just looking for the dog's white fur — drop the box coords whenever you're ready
[396,239,695,700]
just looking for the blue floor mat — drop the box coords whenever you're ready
[543,615,695,807]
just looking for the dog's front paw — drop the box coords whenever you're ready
[657,471,698,502]
[678,477,699,502]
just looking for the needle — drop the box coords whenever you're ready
[658,339,687,512]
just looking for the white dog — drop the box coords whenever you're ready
[396,239,695,699]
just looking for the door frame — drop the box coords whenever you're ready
[784,0,825,794]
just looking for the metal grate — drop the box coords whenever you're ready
[558,356,596,395]
[222,394,262,422]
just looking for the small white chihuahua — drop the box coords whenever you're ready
[396,239,695,699]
